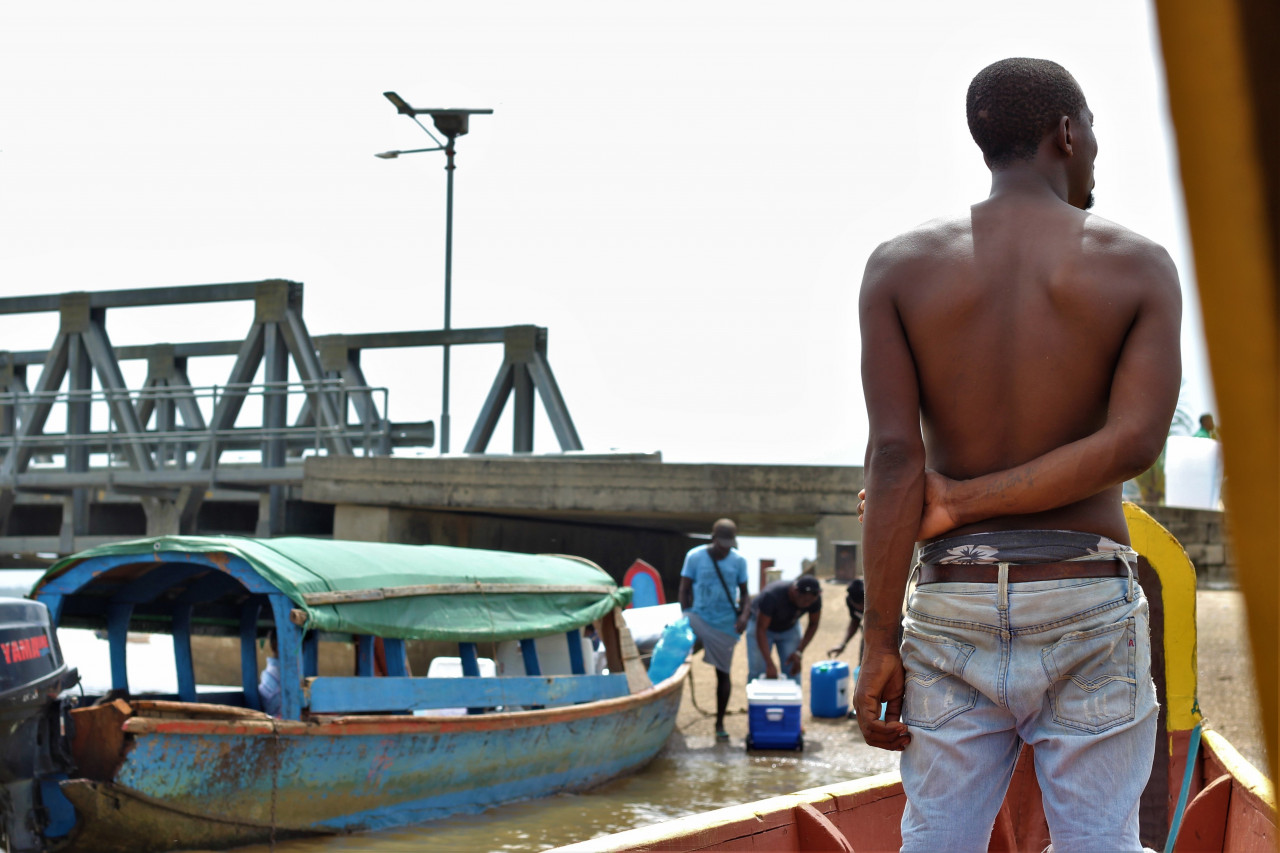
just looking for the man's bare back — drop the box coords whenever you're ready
[874,196,1181,544]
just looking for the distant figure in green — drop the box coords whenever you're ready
[1194,412,1219,439]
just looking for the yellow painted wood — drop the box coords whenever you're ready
[1204,729,1277,810]
[1125,503,1201,733]
[1154,0,1279,783]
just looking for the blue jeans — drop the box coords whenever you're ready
[899,572,1157,853]
[746,616,802,683]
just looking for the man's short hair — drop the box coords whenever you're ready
[966,58,1087,168]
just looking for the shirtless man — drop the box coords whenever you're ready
[855,58,1181,852]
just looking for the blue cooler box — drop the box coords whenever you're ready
[810,660,850,717]
[746,678,803,750]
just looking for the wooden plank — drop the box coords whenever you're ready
[172,605,196,702]
[566,628,585,675]
[299,582,616,605]
[355,635,375,677]
[305,673,631,713]
[107,602,132,692]
[68,700,133,782]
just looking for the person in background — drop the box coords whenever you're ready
[827,577,864,663]
[678,518,750,741]
[747,575,822,683]
[1194,412,1219,439]
[258,630,282,717]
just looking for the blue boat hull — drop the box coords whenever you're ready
[56,667,686,852]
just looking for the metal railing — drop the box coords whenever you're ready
[0,379,409,489]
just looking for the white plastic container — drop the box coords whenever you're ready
[419,656,497,716]
[495,634,595,677]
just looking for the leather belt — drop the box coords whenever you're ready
[917,560,1129,585]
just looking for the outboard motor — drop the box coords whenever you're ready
[0,599,78,853]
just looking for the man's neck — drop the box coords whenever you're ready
[987,164,1069,206]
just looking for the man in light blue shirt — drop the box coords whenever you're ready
[678,518,750,740]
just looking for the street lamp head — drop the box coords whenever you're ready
[424,108,493,138]
[374,150,400,159]
[382,92,493,138]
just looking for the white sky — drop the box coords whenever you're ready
[0,1,1211,478]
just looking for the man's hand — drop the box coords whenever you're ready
[735,612,749,635]
[854,645,910,751]
[918,469,961,540]
[826,643,846,658]
[786,650,803,676]
[765,660,778,679]
[858,470,962,541]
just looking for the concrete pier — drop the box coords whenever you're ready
[303,455,865,594]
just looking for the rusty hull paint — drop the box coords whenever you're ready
[55,665,687,853]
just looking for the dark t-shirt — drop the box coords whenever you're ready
[751,580,821,633]
[845,579,865,621]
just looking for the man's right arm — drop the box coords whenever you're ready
[678,577,693,612]
[678,553,696,611]
[919,241,1182,538]
[855,240,922,751]
[756,612,778,678]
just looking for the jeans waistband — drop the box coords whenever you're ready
[919,529,1137,567]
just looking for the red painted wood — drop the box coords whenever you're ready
[1172,773,1231,852]
[794,803,854,852]
[1222,780,1277,853]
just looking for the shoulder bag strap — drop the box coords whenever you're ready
[707,547,741,616]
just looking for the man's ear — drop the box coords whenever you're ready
[1055,115,1073,156]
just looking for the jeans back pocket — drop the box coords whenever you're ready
[901,629,978,730]
[1040,617,1138,733]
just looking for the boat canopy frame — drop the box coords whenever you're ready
[30,536,638,720]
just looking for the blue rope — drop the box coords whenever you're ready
[1164,721,1204,853]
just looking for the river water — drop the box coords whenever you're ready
[225,738,895,853]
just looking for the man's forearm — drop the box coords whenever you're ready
[862,446,925,648]
[756,616,772,659]
[943,426,1159,527]
[798,616,820,652]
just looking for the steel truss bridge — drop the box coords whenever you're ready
[0,280,581,556]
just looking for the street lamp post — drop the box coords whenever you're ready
[377,92,493,455]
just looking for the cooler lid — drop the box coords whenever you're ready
[746,678,803,704]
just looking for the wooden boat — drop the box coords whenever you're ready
[560,505,1276,852]
[10,535,683,853]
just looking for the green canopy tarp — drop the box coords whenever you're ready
[36,536,632,643]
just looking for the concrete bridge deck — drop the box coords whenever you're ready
[301,455,865,593]
[302,455,863,537]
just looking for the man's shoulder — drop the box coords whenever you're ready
[862,215,973,294]
[1080,214,1177,276]
[682,546,708,568]
[756,582,786,608]
[869,215,971,267]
